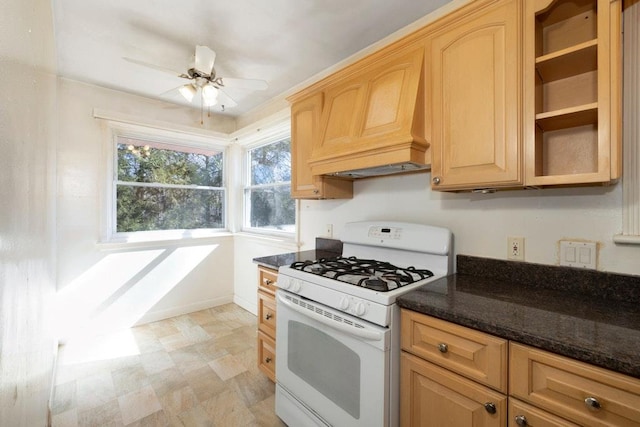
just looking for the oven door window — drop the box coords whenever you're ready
[288,321,360,418]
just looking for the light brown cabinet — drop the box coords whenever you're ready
[427,0,523,191]
[308,45,428,177]
[524,0,622,186]
[400,309,508,426]
[510,342,640,426]
[257,266,278,381]
[290,92,353,199]
[401,310,640,426]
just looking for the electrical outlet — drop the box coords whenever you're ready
[507,236,525,261]
[325,224,333,238]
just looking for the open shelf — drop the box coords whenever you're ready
[535,102,598,131]
[536,39,597,82]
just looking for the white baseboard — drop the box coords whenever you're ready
[134,295,234,325]
[233,295,257,316]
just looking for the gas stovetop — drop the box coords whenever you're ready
[290,256,434,292]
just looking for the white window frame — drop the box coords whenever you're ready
[614,2,640,245]
[102,120,230,244]
[240,120,295,238]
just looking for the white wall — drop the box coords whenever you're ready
[298,173,639,276]
[55,79,239,339]
[0,0,58,424]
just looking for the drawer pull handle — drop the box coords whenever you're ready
[484,402,497,414]
[265,313,273,320]
[433,176,441,185]
[438,343,448,353]
[265,357,272,363]
[584,397,602,411]
[263,278,273,286]
[514,415,528,426]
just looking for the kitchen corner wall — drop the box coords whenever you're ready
[298,173,639,276]
[0,0,58,424]
[55,80,238,339]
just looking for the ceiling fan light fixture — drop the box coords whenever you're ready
[179,84,197,102]
[202,84,219,106]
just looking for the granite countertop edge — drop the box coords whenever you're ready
[396,298,638,379]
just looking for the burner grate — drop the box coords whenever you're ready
[290,256,434,292]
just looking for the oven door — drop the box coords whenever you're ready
[275,289,391,427]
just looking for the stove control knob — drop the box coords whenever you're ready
[355,301,366,316]
[339,297,351,310]
[290,280,302,293]
[280,278,291,290]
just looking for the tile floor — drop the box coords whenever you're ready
[51,304,286,427]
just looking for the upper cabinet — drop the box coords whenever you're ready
[290,92,353,199]
[524,0,622,186]
[287,0,622,195]
[308,46,428,177]
[427,0,523,191]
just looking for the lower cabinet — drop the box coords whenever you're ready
[401,309,640,426]
[257,266,278,382]
[401,352,506,427]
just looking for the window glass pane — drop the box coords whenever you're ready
[250,139,291,185]
[117,142,223,187]
[117,186,224,232]
[248,185,294,232]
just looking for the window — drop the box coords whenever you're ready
[244,137,295,234]
[114,134,225,235]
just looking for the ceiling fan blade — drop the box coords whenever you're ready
[220,77,268,91]
[216,88,238,109]
[195,45,216,76]
[123,57,190,79]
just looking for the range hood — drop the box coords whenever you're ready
[331,162,429,179]
[304,46,428,180]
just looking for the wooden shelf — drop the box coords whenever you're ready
[535,102,598,131]
[536,39,597,82]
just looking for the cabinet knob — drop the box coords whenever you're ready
[265,313,273,320]
[438,343,448,353]
[484,402,497,414]
[584,397,602,411]
[263,278,273,286]
[514,415,528,426]
[432,176,441,185]
[313,189,320,194]
[265,357,272,363]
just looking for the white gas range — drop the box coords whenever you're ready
[275,221,452,427]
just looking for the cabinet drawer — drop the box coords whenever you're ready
[401,351,506,427]
[257,290,276,337]
[257,331,276,382]
[509,398,580,427]
[401,309,508,392]
[510,342,640,426]
[258,266,278,294]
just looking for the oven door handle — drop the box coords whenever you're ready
[277,292,385,342]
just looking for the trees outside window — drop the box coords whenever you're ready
[245,138,295,233]
[115,136,225,233]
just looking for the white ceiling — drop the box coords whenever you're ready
[51,0,452,118]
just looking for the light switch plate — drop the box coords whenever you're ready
[560,241,596,269]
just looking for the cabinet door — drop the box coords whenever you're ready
[429,0,522,191]
[290,93,353,199]
[401,351,506,427]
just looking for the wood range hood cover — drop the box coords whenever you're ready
[306,46,429,179]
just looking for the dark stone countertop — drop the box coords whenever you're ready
[397,255,640,379]
[252,237,342,270]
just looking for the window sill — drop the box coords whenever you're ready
[97,231,234,251]
[613,234,640,245]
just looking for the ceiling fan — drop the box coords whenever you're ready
[124,45,268,112]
